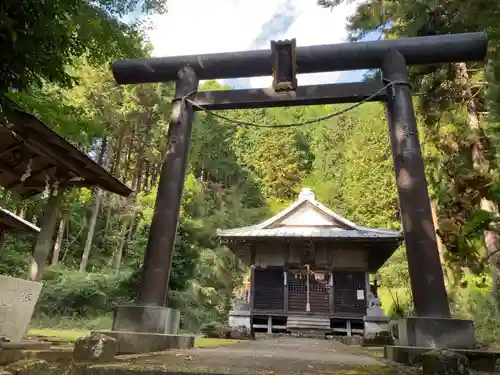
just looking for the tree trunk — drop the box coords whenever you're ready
[103,195,114,240]
[79,188,103,273]
[113,219,130,272]
[0,228,5,253]
[51,217,65,265]
[122,217,135,261]
[124,128,135,178]
[104,126,125,239]
[28,187,62,281]
[456,62,500,294]
[482,197,500,296]
[18,205,26,219]
[0,190,10,207]
[430,199,445,264]
[111,123,126,178]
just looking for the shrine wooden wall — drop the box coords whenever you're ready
[252,242,368,269]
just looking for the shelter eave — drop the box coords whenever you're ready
[0,99,132,197]
[0,207,40,234]
[217,226,403,241]
[221,234,402,273]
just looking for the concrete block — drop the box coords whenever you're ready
[93,331,194,355]
[363,331,394,347]
[228,312,251,331]
[0,276,42,343]
[392,317,476,349]
[112,305,180,334]
[422,349,469,375]
[73,333,117,363]
[384,345,500,372]
[341,336,363,346]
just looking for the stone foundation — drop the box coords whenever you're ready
[422,349,469,375]
[112,305,180,334]
[385,345,500,372]
[92,331,194,355]
[228,310,251,331]
[105,305,192,354]
[391,317,476,349]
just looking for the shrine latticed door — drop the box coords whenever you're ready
[333,271,366,314]
[287,269,331,313]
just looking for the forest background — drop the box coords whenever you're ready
[1,0,499,344]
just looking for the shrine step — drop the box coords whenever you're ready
[288,329,328,339]
[286,315,330,330]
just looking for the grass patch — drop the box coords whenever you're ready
[28,329,240,348]
[29,328,89,341]
[194,338,241,348]
[30,315,113,330]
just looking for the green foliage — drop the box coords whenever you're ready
[0,0,167,94]
[321,0,500,277]
[35,266,133,316]
[453,273,500,345]
[200,321,226,338]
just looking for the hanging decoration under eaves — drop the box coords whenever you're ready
[291,265,329,283]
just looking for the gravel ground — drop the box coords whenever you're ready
[102,337,412,375]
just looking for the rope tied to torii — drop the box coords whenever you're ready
[171,79,411,129]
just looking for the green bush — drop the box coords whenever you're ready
[453,274,500,345]
[32,265,225,334]
[201,321,227,338]
[0,236,32,277]
[35,266,134,317]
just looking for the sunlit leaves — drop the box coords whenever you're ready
[0,0,165,94]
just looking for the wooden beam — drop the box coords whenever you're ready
[194,82,386,110]
[20,140,82,182]
[112,32,487,83]
[5,164,57,190]
[0,145,20,158]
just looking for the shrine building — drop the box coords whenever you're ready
[217,188,403,336]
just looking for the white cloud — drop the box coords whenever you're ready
[249,1,359,88]
[148,0,360,88]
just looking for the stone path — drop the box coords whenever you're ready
[187,337,380,365]
[108,337,408,375]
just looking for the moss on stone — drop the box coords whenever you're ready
[4,359,50,375]
[0,350,26,366]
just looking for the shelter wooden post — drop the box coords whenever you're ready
[0,228,4,250]
[137,66,199,307]
[28,185,62,282]
[382,50,450,318]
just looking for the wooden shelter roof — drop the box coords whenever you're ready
[0,99,132,198]
[0,207,40,235]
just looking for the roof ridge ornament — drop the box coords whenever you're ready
[298,187,315,201]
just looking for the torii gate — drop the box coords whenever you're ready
[109,32,487,350]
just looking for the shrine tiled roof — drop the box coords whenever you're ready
[217,226,402,239]
[217,188,403,241]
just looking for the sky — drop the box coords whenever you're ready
[147,0,379,89]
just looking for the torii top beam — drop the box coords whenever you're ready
[112,32,488,85]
